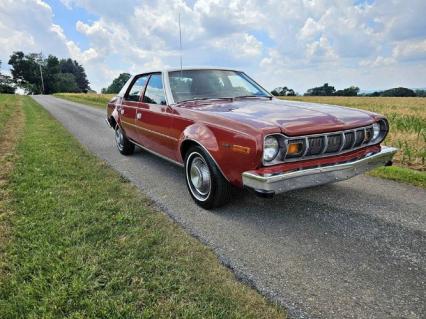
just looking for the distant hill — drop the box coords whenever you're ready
[360,87,426,94]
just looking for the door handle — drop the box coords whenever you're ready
[136,112,142,120]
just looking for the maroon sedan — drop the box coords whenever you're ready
[106,68,397,208]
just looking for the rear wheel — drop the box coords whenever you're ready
[185,146,232,209]
[115,124,134,155]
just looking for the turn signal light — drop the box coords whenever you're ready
[287,143,302,155]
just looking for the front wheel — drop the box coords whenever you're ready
[115,124,134,155]
[185,146,232,209]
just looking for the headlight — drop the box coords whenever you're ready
[263,136,279,162]
[372,122,380,141]
[371,120,388,143]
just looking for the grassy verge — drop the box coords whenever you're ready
[0,95,285,318]
[54,93,114,108]
[0,95,17,135]
[0,95,24,282]
[369,166,426,188]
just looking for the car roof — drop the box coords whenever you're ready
[135,66,244,74]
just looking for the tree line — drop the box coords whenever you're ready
[101,73,131,94]
[0,51,90,94]
[0,60,15,94]
[272,83,426,97]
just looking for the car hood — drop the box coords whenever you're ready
[185,98,378,136]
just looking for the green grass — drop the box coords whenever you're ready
[0,96,285,319]
[54,93,114,108]
[0,94,17,136]
[369,166,426,188]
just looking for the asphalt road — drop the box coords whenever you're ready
[33,95,425,319]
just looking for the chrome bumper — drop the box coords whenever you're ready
[242,146,397,194]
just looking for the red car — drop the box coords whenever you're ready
[106,68,397,208]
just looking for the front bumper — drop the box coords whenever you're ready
[242,146,397,194]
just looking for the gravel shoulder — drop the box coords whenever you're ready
[34,95,426,319]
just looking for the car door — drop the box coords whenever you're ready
[120,75,149,141]
[136,73,177,160]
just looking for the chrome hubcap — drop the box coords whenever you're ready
[187,153,211,200]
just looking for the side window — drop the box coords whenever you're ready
[125,75,148,101]
[143,74,166,105]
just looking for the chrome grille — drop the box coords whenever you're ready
[283,124,375,162]
[325,134,342,153]
[306,136,324,155]
[342,132,354,150]
[354,130,365,147]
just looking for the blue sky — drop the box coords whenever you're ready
[0,0,425,93]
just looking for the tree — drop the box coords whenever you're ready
[304,83,335,96]
[102,73,131,94]
[381,87,416,97]
[271,86,296,96]
[334,86,359,96]
[415,89,426,97]
[364,91,382,97]
[59,58,90,92]
[0,60,16,94]
[8,52,90,94]
[53,73,79,93]
[8,51,43,93]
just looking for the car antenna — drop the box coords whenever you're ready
[178,11,183,78]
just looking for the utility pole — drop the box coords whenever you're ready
[38,53,45,94]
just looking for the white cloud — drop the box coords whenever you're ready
[359,56,396,68]
[0,0,425,92]
[211,33,262,58]
[393,40,426,61]
[0,0,69,60]
[299,17,324,39]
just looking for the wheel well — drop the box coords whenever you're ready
[108,115,117,128]
[180,140,199,160]
[180,139,230,183]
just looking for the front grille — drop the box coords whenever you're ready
[354,130,365,147]
[342,132,354,150]
[325,134,342,153]
[365,127,373,144]
[283,124,375,161]
[306,136,324,155]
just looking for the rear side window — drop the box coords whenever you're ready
[143,74,166,105]
[126,75,148,101]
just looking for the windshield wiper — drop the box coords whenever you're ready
[178,97,234,103]
[234,95,272,100]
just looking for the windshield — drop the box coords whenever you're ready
[168,69,270,103]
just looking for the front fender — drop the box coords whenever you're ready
[178,123,260,187]
[178,123,221,161]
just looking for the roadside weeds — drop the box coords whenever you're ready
[0,95,24,278]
